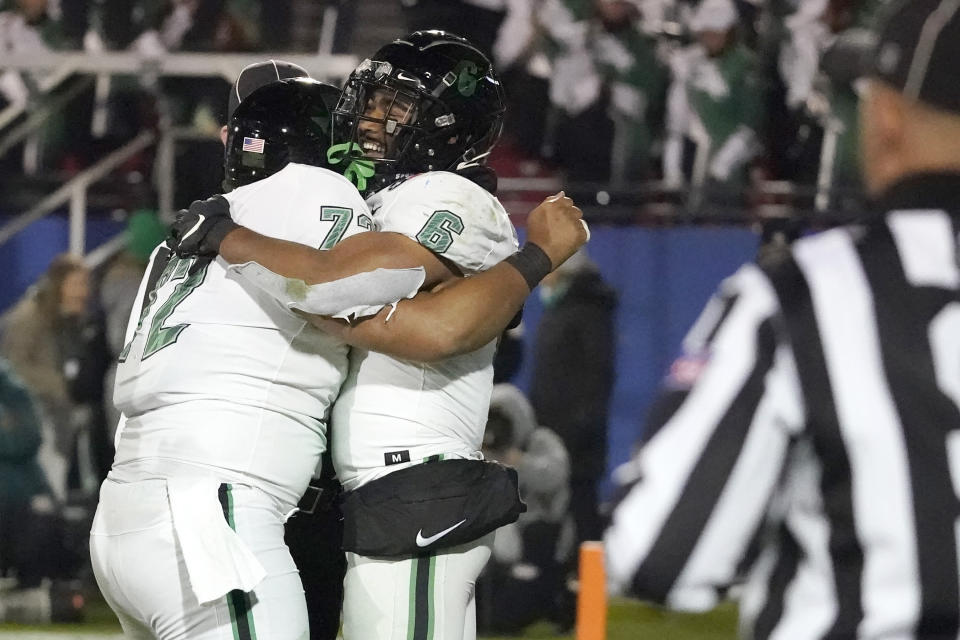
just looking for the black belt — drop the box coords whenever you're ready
[297,476,342,515]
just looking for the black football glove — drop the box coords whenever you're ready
[166,196,240,257]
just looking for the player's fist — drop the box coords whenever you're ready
[166,196,240,257]
[525,191,589,269]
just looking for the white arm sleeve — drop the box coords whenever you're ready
[228,262,426,320]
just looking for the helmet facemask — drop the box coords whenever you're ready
[333,63,420,173]
[332,57,503,194]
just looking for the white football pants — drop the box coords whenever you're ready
[342,533,493,640]
[90,478,308,640]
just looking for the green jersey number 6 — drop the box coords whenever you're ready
[416,210,464,254]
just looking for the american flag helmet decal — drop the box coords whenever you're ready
[242,137,265,154]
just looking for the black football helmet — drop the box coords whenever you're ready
[331,30,506,194]
[223,78,342,191]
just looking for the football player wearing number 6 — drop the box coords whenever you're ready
[167,32,588,640]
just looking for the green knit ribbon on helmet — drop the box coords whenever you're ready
[327,142,376,191]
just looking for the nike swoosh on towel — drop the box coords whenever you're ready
[415,519,467,547]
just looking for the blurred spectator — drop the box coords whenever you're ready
[813,35,865,198]
[767,0,889,194]
[492,0,534,70]
[478,383,573,635]
[257,0,294,51]
[761,0,827,182]
[2,255,90,432]
[74,0,241,183]
[0,355,100,626]
[0,0,69,173]
[778,0,829,113]
[529,249,616,545]
[494,0,670,182]
[491,0,552,162]
[538,0,613,181]
[809,0,889,199]
[80,0,171,51]
[595,0,669,184]
[0,356,57,589]
[0,254,110,500]
[82,0,255,53]
[0,354,87,621]
[98,209,166,440]
[66,0,279,53]
[0,0,64,108]
[400,0,507,58]
[663,0,763,192]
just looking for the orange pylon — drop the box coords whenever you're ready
[576,541,607,640]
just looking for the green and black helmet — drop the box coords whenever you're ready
[223,77,341,191]
[331,30,506,195]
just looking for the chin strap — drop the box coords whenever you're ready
[327,142,376,192]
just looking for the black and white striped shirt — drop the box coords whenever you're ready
[606,173,960,639]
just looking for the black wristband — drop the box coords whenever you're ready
[505,242,553,291]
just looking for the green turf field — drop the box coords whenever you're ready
[480,600,738,640]
[0,598,739,639]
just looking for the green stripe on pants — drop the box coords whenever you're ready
[408,555,436,640]
[218,484,258,640]
[227,589,257,640]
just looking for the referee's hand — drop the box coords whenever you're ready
[526,191,590,269]
[166,196,240,258]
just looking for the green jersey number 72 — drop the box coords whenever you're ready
[119,254,211,363]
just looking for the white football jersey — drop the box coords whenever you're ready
[331,171,519,491]
[112,163,373,506]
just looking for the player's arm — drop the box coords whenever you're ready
[167,195,454,288]
[222,227,455,288]
[310,262,530,360]
[309,194,589,361]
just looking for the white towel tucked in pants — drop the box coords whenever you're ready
[90,477,308,640]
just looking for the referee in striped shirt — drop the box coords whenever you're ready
[605,1,960,638]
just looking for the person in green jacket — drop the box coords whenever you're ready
[663,0,763,194]
[595,0,669,184]
[0,356,53,588]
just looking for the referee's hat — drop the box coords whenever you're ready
[226,60,310,121]
[871,0,960,114]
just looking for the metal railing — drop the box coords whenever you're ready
[0,51,359,83]
[0,130,156,254]
[497,178,865,225]
[0,50,361,256]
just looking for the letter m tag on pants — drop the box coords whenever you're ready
[384,450,411,466]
